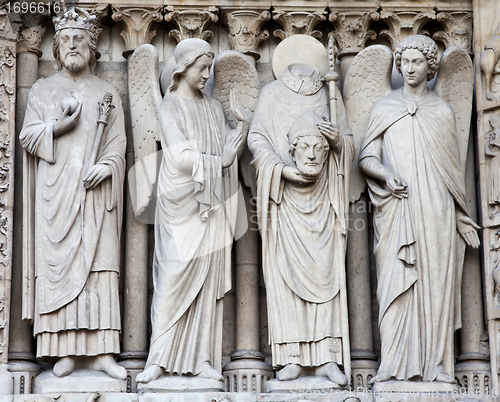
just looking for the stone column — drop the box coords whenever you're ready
[329,9,379,390]
[9,13,47,395]
[220,8,273,392]
[455,138,491,391]
[111,6,163,393]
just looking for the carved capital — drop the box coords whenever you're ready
[433,12,473,52]
[17,11,50,56]
[80,3,108,43]
[111,6,163,57]
[329,11,379,57]
[165,6,219,43]
[223,10,270,60]
[272,9,327,40]
[379,10,436,50]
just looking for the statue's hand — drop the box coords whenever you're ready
[456,215,481,248]
[83,164,112,190]
[385,172,408,199]
[229,89,248,123]
[317,120,340,149]
[222,130,243,168]
[282,166,317,185]
[53,102,83,138]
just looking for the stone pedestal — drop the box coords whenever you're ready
[35,369,127,394]
[138,376,224,393]
[223,350,273,393]
[372,381,458,394]
[266,376,344,393]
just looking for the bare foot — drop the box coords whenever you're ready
[277,364,303,381]
[316,362,347,386]
[197,362,223,381]
[92,354,127,380]
[369,370,392,385]
[53,356,76,377]
[136,364,164,383]
[487,91,495,101]
[435,372,455,384]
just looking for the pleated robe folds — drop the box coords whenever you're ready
[359,89,468,381]
[145,92,237,375]
[248,78,353,374]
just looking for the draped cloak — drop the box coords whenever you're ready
[20,74,126,357]
[145,92,238,375]
[359,89,468,381]
[248,70,353,375]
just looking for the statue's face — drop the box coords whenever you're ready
[401,48,428,87]
[59,28,91,72]
[183,54,213,91]
[293,135,329,177]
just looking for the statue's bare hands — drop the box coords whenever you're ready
[229,89,248,123]
[54,103,83,138]
[222,130,243,168]
[282,166,317,185]
[385,172,408,199]
[317,120,340,148]
[83,164,112,190]
[456,215,481,248]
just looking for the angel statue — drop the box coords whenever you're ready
[343,34,480,384]
[127,38,258,385]
[248,34,353,387]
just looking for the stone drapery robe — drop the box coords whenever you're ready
[20,74,126,358]
[145,92,238,375]
[248,68,353,374]
[359,89,468,381]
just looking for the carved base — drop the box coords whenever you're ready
[8,356,40,394]
[350,353,379,391]
[118,351,148,393]
[222,350,274,392]
[266,376,345,393]
[35,369,127,394]
[137,375,224,393]
[455,353,492,394]
[372,380,458,394]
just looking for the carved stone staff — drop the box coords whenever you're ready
[324,35,347,235]
[84,92,115,189]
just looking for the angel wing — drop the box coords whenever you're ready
[128,44,163,217]
[212,50,260,195]
[433,46,474,175]
[343,45,393,203]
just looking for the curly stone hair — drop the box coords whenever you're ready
[394,35,439,81]
[289,134,329,160]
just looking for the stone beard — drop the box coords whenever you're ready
[248,64,353,380]
[20,33,126,364]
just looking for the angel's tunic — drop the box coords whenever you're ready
[20,74,126,358]
[145,92,237,375]
[248,68,353,369]
[359,89,468,381]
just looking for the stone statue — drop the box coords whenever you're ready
[480,24,500,100]
[128,39,254,384]
[346,35,480,384]
[485,115,500,218]
[20,7,127,379]
[248,35,353,386]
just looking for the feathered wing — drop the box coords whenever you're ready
[128,44,163,216]
[212,50,260,195]
[433,46,474,175]
[343,45,393,203]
